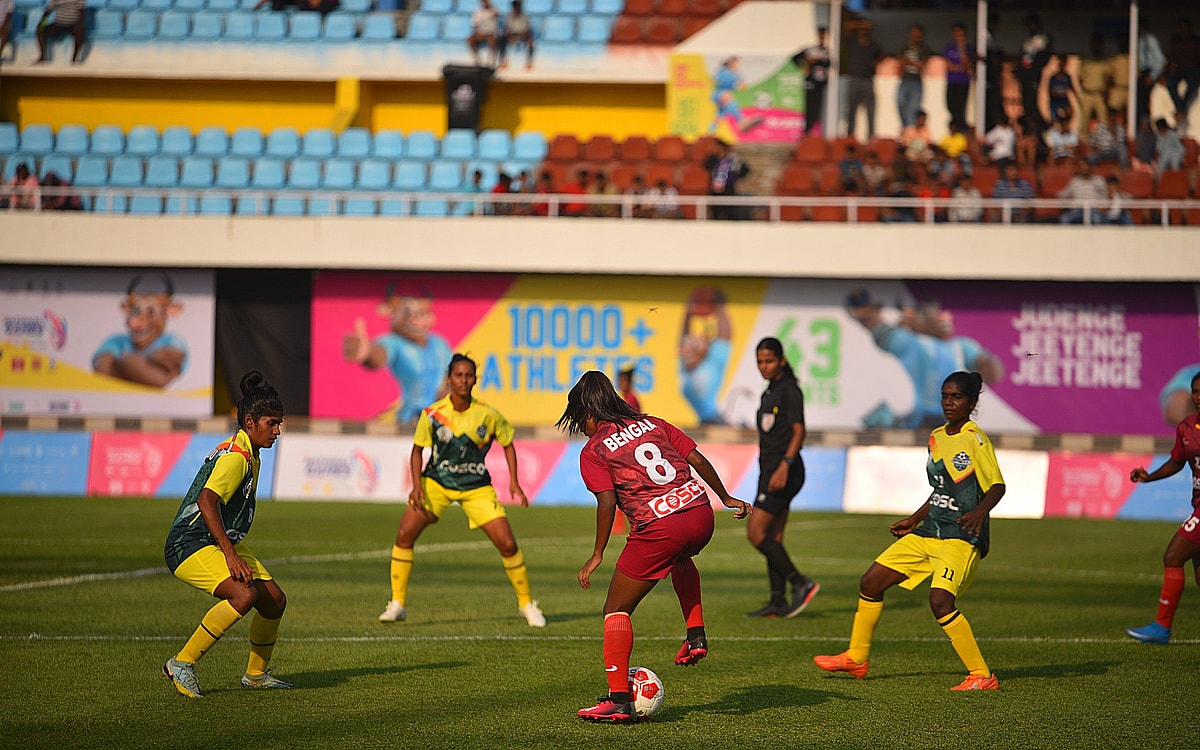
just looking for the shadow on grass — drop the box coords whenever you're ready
[660,683,857,720]
[263,660,471,691]
[997,660,1118,680]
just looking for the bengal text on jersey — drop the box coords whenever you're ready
[602,419,659,453]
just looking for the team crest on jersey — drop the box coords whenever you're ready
[436,425,454,443]
[760,413,775,432]
[952,451,971,471]
[477,425,488,440]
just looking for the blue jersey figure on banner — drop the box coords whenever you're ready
[679,286,732,426]
[846,289,1003,430]
[342,285,453,425]
[93,273,189,388]
[710,57,763,136]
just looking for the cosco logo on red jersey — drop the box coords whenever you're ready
[649,480,705,518]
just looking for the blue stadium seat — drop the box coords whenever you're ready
[0,123,17,155]
[84,0,109,10]
[289,12,321,41]
[55,125,90,157]
[413,198,450,217]
[224,10,256,40]
[106,0,139,10]
[75,155,109,188]
[215,157,251,189]
[92,8,125,38]
[428,160,463,191]
[274,157,322,215]
[558,0,587,13]
[206,0,239,10]
[159,10,192,40]
[541,15,573,42]
[192,10,224,39]
[440,129,477,160]
[237,0,259,8]
[143,155,180,188]
[40,154,75,182]
[238,157,285,214]
[512,131,547,161]
[373,129,404,158]
[3,154,35,181]
[311,157,355,214]
[441,14,471,40]
[405,13,439,42]
[476,129,512,161]
[160,126,195,157]
[90,125,126,157]
[179,156,215,188]
[302,128,336,158]
[591,0,620,12]
[378,196,409,216]
[230,127,264,158]
[337,128,372,159]
[99,155,144,214]
[175,0,207,9]
[406,130,438,160]
[124,9,159,40]
[454,0,479,12]
[199,194,234,215]
[266,127,301,158]
[256,12,287,41]
[393,160,427,191]
[577,14,611,43]
[340,0,369,10]
[420,0,452,13]
[465,160,499,189]
[523,0,553,14]
[20,124,54,156]
[142,0,175,11]
[343,196,378,216]
[194,127,229,158]
[361,13,396,41]
[356,158,391,190]
[322,12,357,42]
[125,125,161,157]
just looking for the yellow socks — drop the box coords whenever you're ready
[502,550,533,609]
[847,596,884,663]
[246,613,283,677]
[939,609,990,677]
[389,545,414,604]
[178,599,243,664]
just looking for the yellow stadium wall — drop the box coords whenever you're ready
[2,77,667,139]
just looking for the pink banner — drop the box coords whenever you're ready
[1043,452,1148,519]
[87,432,192,497]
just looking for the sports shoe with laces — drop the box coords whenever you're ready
[162,658,202,698]
[577,696,636,722]
[950,673,999,691]
[813,651,869,679]
[744,602,788,618]
[378,600,407,622]
[782,579,820,618]
[1125,621,1171,645]
[241,667,293,689]
[520,600,546,627]
[674,634,708,666]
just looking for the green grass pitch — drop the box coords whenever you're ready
[0,497,1194,749]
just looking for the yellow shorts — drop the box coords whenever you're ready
[875,534,980,597]
[173,543,273,595]
[419,479,508,530]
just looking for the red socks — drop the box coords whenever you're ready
[603,613,633,695]
[1156,567,1186,628]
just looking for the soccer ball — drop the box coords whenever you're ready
[627,666,664,719]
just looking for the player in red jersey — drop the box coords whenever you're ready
[557,370,751,722]
[1127,370,1200,645]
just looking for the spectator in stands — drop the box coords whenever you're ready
[704,139,749,221]
[515,169,533,194]
[792,26,831,137]
[255,0,339,17]
[625,174,650,218]
[1088,109,1129,168]
[1017,14,1053,133]
[861,150,889,196]
[489,172,514,216]
[468,0,501,68]
[1154,117,1185,173]
[6,162,40,210]
[41,171,82,211]
[943,22,975,132]
[984,116,1017,164]
[646,178,682,220]
[939,121,972,177]
[35,0,86,64]
[881,179,917,223]
[1101,174,1134,226]
[0,0,14,62]
[1078,34,1114,139]
[532,169,554,217]
[901,109,933,164]
[916,170,952,223]
[498,0,535,72]
[588,170,619,218]
[1138,20,1167,128]
[897,25,931,131]
[839,144,864,193]
[459,169,485,215]
[950,173,984,223]
[1165,17,1200,136]
[1041,55,1079,128]
[1044,117,1079,163]
[991,160,1034,223]
[1057,159,1107,224]
[1000,57,1024,127]
[1015,115,1041,166]
[1109,37,1131,116]
[560,168,589,218]
[1134,117,1157,167]
[843,19,883,139]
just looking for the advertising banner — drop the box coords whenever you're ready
[86,431,278,499]
[1045,451,1193,521]
[0,268,215,417]
[0,431,91,496]
[667,52,805,144]
[273,433,414,502]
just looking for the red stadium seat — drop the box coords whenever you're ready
[619,135,651,163]
[811,204,848,222]
[652,135,686,163]
[681,16,712,40]
[610,164,638,192]
[793,137,829,165]
[686,0,721,15]
[644,17,681,44]
[610,17,641,44]
[547,134,581,162]
[1155,170,1190,199]
[778,164,815,195]
[658,0,686,16]
[645,163,678,188]
[689,134,719,162]
[1119,170,1153,199]
[817,163,842,194]
[972,165,999,197]
[866,137,897,164]
[623,0,654,16]
[678,164,710,194]
[584,135,617,163]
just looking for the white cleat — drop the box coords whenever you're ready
[520,600,546,628]
[379,600,407,622]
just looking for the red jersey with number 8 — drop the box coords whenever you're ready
[580,416,704,532]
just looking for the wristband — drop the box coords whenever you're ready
[783,457,795,465]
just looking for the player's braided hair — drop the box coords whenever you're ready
[236,370,284,427]
[557,370,642,436]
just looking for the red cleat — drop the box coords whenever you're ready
[577,696,636,722]
[674,635,708,666]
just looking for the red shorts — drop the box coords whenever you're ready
[1178,510,1200,544]
[616,505,714,581]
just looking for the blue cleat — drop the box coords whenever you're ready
[1125,622,1171,645]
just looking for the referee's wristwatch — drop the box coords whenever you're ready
[783,457,795,465]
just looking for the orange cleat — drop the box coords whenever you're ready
[813,651,869,679]
[950,673,999,691]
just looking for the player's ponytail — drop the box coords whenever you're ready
[236,370,284,427]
